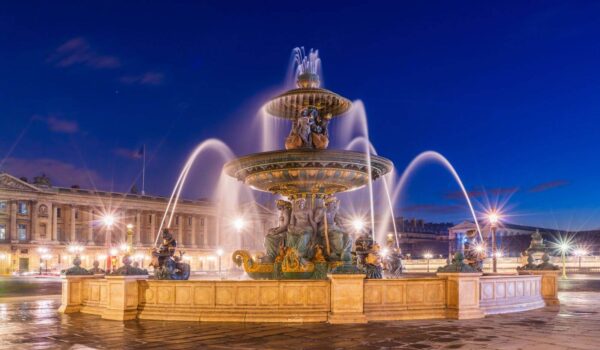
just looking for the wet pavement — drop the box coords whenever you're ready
[0,276,61,298]
[0,276,599,349]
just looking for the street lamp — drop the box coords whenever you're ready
[37,247,48,275]
[102,214,116,273]
[558,241,570,279]
[233,217,246,232]
[487,211,501,273]
[41,254,52,273]
[216,248,224,279]
[574,248,588,271]
[423,252,433,273]
[126,223,134,254]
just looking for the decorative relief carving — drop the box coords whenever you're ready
[38,204,49,217]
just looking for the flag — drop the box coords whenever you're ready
[137,145,145,159]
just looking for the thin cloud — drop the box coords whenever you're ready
[401,204,466,215]
[34,114,79,134]
[119,72,165,86]
[114,147,143,160]
[1,157,108,189]
[529,180,569,193]
[445,187,519,200]
[48,37,121,69]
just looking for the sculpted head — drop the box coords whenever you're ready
[325,196,339,211]
[162,228,173,241]
[276,199,291,211]
[295,198,307,210]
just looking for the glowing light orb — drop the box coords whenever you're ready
[102,214,115,227]
[351,218,365,232]
[233,217,246,231]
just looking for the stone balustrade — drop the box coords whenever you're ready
[59,272,555,323]
[479,274,545,315]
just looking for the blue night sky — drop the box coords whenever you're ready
[0,1,598,230]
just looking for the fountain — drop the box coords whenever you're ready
[59,47,554,323]
[225,48,393,279]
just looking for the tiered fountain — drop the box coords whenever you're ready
[225,49,393,279]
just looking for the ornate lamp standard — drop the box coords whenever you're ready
[488,212,500,273]
[558,242,570,279]
[423,252,433,273]
[126,223,134,254]
[574,248,587,271]
[102,214,116,273]
[37,247,48,275]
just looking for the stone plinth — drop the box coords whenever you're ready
[327,274,367,324]
[518,270,560,306]
[102,275,147,321]
[437,272,484,320]
[58,275,97,314]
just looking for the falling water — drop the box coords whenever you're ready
[154,138,239,246]
[335,101,376,240]
[345,136,400,250]
[389,151,483,241]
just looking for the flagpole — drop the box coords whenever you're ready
[141,144,146,195]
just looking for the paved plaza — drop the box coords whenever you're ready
[0,275,598,349]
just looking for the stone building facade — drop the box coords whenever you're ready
[0,173,274,274]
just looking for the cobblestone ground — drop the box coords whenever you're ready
[0,277,599,349]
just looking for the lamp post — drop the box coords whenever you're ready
[423,252,433,273]
[37,247,48,275]
[488,212,500,273]
[41,254,51,273]
[216,248,224,279]
[574,249,587,271]
[102,214,115,273]
[559,242,569,279]
[126,223,134,254]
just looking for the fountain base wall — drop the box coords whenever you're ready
[59,273,552,323]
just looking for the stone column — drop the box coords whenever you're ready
[203,216,208,247]
[149,213,156,244]
[178,215,184,247]
[518,270,560,306]
[31,201,38,242]
[51,206,58,242]
[102,275,146,320]
[135,211,141,245]
[190,216,197,247]
[87,209,94,245]
[437,272,484,319]
[327,274,367,324]
[70,206,77,242]
[9,201,17,242]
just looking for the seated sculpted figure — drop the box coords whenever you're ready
[323,197,352,261]
[263,199,292,262]
[286,198,316,260]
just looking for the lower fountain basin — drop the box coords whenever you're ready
[223,149,393,197]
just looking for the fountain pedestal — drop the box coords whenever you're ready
[102,275,147,321]
[327,274,368,324]
[58,275,97,314]
[437,272,485,320]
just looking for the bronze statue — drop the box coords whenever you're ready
[89,260,105,274]
[286,198,316,260]
[150,229,190,280]
[263,199,292,262]
[311,112,331,149]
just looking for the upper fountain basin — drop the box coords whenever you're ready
[224,149,393,197]
[264,88,352,120]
